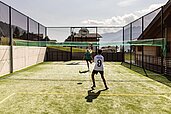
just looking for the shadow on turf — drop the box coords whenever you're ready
[85,89,107,103]
[79,70,89,74]
[66,62,80,65]
[122,62,171,88]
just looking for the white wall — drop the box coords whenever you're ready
[0,46,46,76]
[0,46,10,76]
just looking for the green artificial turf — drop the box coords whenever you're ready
[0,61,171,114]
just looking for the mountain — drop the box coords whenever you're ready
[100,30,123,42]
[100,26,142,42]
[0,21,26,38]
[0,21,9,37]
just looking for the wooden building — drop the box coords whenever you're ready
[134,0,171,75]
[65,28,102,42]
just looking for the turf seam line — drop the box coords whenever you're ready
[7,78,160,83]
[0,93,15,104]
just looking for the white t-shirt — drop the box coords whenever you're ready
[93,54,104,71]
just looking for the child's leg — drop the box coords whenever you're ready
[100,72,108,89]
[89,60,92,64]
[91,72,96,87]
[86,60,89,70]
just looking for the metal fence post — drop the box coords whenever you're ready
[38,23,40,46]
[9,6,13,73]
[122,27,125,63]
[142,16,144,69]
[45,27,47,47]
[161,6,164,74]
[96,27,98,55]
[130,23,132,69]
[70,27,73,60]
[27,17,29,46]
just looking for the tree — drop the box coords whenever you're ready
[13,27,20,38]
[20,32,27,40]
[44,36,50,41]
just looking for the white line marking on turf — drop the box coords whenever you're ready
[17,92,171,97]
[0,93,16,104]
[162,95,171,101]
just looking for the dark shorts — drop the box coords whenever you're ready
[92,70,104,75]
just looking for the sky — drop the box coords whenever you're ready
[0,0,168,27]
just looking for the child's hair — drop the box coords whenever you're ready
[98,49,102,54]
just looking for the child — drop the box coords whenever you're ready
[84,49,92,71]
[91,49,109,90]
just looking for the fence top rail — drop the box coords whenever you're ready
[47,26,123,29]
[0,1,10,8]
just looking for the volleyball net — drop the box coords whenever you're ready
[13,38,167,56]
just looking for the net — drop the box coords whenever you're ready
[14,40,131,47]
[127,38,167,57]
[14,40,99,47]
[14,38,167,56]
[127,38,165,46]
[14,38,166,46]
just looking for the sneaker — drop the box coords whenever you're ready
[105,87,109,90]
[91,86,95,90]
[91,85,96,90]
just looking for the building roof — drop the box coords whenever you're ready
[74,27,102,38]
[65,28,102,42]
[138,0,171,40]
[74,33,102,38]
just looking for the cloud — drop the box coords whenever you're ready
[82,20,105,25]
[117,0,138,7]
[82,13,138,26]
[81,3,164,26]
[136,3,164,15]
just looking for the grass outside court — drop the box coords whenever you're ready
[0,61,171,114]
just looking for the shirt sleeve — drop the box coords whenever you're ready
[102,56,104,62]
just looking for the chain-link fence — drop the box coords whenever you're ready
[123,3,171,76]
[46,26,123,61]
[0,1,171,76]
[0,1,46,76]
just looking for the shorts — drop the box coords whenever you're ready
[86,60,92,63]
[92,70,104,75]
